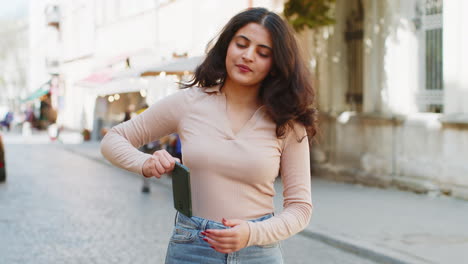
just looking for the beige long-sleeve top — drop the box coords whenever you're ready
[100,85,312,247]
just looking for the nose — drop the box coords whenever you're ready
[242,47,255,62]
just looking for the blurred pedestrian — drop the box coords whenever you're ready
[122,104,136,123]
[173,134,182,161]
[122,110,131,122]
[22,106,36,136]
[101,7,316,263]
[0,111,14,131]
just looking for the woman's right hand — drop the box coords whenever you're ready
[142,149,180,178]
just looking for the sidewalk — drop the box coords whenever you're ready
[287,181,468,264]
[62,141,467,264]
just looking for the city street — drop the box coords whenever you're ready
[0,140,378,264]
[1,1,467,263]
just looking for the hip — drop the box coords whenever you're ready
[165,212,283,264]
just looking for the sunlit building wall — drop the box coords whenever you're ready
[28,0,51,96]
[0,19,28,116]
[53,0,283,131]
[302,0,468,199]
[27,0,61,129]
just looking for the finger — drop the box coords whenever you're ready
[158,152,172,171]
[202,232,235,244]
[150,161,162,178]
[161,151,176,170]
[222,218,243,228]
[203,237,236,251]
[160,148,171,156]
[174,158,181,163]
[204,229,235,239]
[152,156,166,175]
[152,167,162,178]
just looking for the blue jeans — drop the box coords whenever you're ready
[165,212,283,264]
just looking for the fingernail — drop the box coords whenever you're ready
[203,238,208,242]
[210,246,215,250]
[201,231,206,236]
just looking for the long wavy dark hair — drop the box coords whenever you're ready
[184,7,317,141]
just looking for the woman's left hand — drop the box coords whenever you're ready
[202,218,250,253]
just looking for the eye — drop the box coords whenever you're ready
[236,43,247,48]
[258,49,271,58]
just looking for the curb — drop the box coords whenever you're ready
[298,229,434,264]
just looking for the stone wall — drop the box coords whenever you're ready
[312,113,468,200]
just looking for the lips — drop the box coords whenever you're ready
[236,64,252,72]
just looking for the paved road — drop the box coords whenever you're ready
[0,142,378,264]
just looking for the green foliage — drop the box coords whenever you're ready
[284,0,336,32]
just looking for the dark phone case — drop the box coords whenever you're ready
[170,162,192,217]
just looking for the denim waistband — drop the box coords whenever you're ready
[175,212,273,231]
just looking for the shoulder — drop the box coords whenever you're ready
[289,121,307,138]
[152,86,219,115]
[281,121,308,149]
[177,85,221,100]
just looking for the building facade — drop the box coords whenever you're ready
[27,0,468,198]
[300,0,468,199]
[0,19,29,120]
[29,0,283,135]
[27,0,61,130]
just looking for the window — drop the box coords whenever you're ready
[416,0,444,113]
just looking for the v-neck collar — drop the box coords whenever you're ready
[219,92,265,139]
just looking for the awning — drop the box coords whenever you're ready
[75,55,205,96]
[140,56,205,76]
[22,81,51,102]
[75,69,114,88]
[93,78,146,96]
[75,68,143,96]
[109,55,205,79]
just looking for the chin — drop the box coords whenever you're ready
[231,75,260,87]
[233,80,259,88]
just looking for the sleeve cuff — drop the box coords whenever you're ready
[138,153,153,176]
[246,221,256,247]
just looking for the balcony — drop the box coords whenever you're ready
[45,5,60,29]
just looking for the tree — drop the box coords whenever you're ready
[283,0,336,32]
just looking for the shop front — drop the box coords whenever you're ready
[21,77,59,132]
[77,55,204,141]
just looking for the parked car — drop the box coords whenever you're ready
[0,132,5,182]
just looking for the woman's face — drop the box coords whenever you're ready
[225,22,273,89]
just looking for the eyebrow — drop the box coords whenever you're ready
[235,35,272,50]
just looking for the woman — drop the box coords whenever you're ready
[101,7,317,263]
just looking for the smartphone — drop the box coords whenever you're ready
[170,162,192,218]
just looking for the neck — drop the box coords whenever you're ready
[222,79,262,109]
